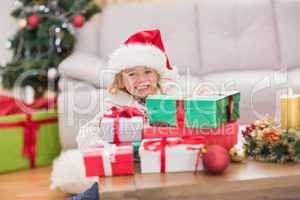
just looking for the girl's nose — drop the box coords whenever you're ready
[136,72,147,83]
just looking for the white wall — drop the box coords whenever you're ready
[0,0,16,66]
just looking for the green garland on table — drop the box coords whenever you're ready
[242,116,300,163]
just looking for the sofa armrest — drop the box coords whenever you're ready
[58,52,113,88]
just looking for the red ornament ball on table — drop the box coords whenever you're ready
[202,145,230,174]
[72,15,85,28]
[27,15,40,29]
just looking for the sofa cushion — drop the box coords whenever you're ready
[58,52,113,88]
[98,0,200,75]
[196,0,278,74]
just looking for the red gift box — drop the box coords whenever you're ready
[83,144,134,177]
[143,120,239,150]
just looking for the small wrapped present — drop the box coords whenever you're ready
[101,106,145,143]
[143,120,239,150]
[146,91,240,128]
[83,143,134,177]
[0,98,61,173]
[139,137,207,174]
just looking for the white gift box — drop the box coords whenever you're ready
[139,138,205,173]
[101,116,144,143]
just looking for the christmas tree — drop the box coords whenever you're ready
[0,0,100,98]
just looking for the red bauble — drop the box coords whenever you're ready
[27,15,40,29]
[202,145,230,174]
[72,15,85,28]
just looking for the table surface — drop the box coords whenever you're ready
[1,160,300,200]
[99,161,300,200]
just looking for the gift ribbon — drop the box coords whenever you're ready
[104,106,145,143]
[228,95,234,122]
[102,144,116,176]
[0,114,57,168]
[176,99,185,128]
[143,136,207,173]
[90,144,131,176]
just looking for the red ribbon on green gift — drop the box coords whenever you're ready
[176,94,236,127]
[143,136,207,173]
[104,106,146,143]
[0,114,57,168]
[176,99,185,128]
[228,95,234,121]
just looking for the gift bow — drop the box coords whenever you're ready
[104,106,146,143]
[143,136,207,173]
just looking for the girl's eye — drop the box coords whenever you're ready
[145,70,153,74]
[128,72,136,77]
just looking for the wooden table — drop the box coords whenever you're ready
[100,161,300,200]
[1,161,300,200]
[0,166,69,200]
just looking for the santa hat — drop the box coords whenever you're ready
[108,29,174,75]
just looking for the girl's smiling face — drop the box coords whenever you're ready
[122,66,160,99]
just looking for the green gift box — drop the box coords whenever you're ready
[146,91,240,129]
[0,110,61,173]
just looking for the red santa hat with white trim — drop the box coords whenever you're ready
[108,29,179,81]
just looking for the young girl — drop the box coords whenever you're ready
[51,29,179,194]
[76,29,179,149]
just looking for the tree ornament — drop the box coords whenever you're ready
[44,7,50,13]
[55,27,61,33]
[18,19,27,28]
[13,1,23,8]
[229,145,247,163]
[27,15,40,29]
[39,5,46,11]
[72,15,85,28]
[62,22,68,29]
[54,38,61,46]
[202,145,230,174]
[48,68,58,80]
[5,40,12,49]
[56,47,62,53]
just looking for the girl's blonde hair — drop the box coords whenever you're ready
[107,70,161,94]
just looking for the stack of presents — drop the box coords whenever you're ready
[83,91,240,176]
[0,96,61,173]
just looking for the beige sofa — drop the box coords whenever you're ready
[58,0,300,149]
